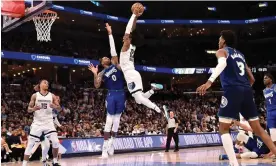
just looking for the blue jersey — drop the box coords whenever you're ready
[220,47,250,88]
[102,65,124,91]
[263,84,276,119]
[102,65,126,115]
[244,136,269,156]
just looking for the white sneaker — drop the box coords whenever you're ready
[151,83,163,90]
[108,145,114,156]
[102,151,108,158]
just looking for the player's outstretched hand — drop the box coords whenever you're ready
[88,64,98,75]
[105,23,112,35]
[196,81,212,96]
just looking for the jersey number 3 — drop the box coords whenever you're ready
[236,61,245,76]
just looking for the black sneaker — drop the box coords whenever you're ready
[165,150,169,152]
[174,149,179,152]
[43,161,50,166]
[52,163,61,166]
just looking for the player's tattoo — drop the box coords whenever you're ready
[94,71,104,88]
[27,94,37,113]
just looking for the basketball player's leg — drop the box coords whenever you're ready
[30,141,41,158]
[218,87,241,166]
[142,83,163,99]
[126,70,161,113]
[44,123,60,165]
[241,87,276,156]
[41,136,50,162]
[103,96,116,158]
[107,98,125,156]
[23,124,43,166]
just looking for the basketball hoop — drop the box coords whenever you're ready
[33,10,57,42]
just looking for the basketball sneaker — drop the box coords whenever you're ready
[107,138,114,156]
[219,154,229,160]
[151,83,163,90]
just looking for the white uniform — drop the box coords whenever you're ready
[30,92,56,139]
[120,44,143,94]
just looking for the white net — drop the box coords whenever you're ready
[33,10,57,42]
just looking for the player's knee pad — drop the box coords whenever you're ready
[104,114,114,132]
[112,114,122,133]
[237,132,249,143]
[48,133,59,148]
[269,128,276,142]
[24,137,37,155]
[240,152,258,159]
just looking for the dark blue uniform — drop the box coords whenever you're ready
[218,47,258,120]
[244,136,269,156]
[103,65,126,115]
[263,84,276,128]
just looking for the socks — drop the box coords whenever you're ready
[22,160,27,166]
[221,133,239,166]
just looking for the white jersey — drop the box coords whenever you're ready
[120,44,136,72]
[33,92,54,125]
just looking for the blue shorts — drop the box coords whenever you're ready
[106,91,126,115]
[267,119,276,129]
[218,86,259,121]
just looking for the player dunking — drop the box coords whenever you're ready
[119,3,164,113]
[23,80,62,166]
[263,73,276,157]
[197,30,276,166]
[88,23,126,158]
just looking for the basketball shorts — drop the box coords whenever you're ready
[218,86,259,122]
[106,91,126,115]
[30,122,57,141]
[123,70,143,94]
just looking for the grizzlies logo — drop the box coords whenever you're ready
[220,96,228,108]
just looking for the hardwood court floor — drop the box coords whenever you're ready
[2,146,275,166]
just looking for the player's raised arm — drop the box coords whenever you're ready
[88,64,103,88]
[105,23,121,69]
[196,49,227,95]
[245,64,255,86]
[121,3,144,52]
[27,94,40,113]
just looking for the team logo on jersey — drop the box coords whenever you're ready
[220,96,228,108]
[127,82,136,90]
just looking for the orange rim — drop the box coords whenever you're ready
[43,10,57,14]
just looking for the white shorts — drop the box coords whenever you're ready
[30,122,56,140]
[124,70,143,94]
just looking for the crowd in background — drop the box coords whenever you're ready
[1,76,267,139]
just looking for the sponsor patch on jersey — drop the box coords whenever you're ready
[127,82,136,90]
[220,96,228,108]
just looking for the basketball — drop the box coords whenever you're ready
[131,3,144,16]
